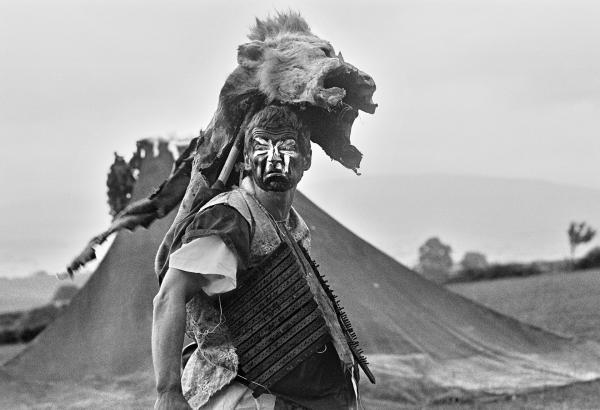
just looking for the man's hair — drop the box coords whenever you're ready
[244,106,311,157]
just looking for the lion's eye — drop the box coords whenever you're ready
[320,47,332,57]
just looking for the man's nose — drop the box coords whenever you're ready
[270,147,283,162]
[266,148,283,171]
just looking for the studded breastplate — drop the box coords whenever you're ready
[220,202,375,396]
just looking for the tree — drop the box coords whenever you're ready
[417,237,453,283]
[460,251,488,271]
[568,221,596,260]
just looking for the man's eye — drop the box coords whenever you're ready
[280,141,297,150]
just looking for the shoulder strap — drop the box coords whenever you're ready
[235,190,256,240]
[200,189,255,239]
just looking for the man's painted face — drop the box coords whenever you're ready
[245,128,309,192]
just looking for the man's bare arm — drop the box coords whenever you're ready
[152,267,208,409]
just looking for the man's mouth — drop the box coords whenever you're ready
[263,171,289,182]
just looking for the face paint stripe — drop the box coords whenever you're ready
[254,136,270,145]
[283,154,290,174]
[266,141,275,163]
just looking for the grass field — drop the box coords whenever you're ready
[438,268,600,409]
[449,268,600,343]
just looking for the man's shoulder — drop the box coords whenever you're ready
[202,187,243,207]
[201,187,252,225]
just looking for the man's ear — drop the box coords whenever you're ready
[237,41,265,69]
[243,152,253,172]
[303,149,312,171]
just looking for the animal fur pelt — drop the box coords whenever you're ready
[65,11,377,276]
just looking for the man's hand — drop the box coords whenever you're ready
[154,390,192,410]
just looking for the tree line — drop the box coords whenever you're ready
[416,221,598,284]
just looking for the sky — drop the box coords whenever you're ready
[0,0,599,276]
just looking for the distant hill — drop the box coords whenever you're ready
[0,272,90,313]
[303,174,600,266]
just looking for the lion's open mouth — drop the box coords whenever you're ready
[291,62,377,172]
[322,64,378,115]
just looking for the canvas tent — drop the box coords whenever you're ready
[2,140,600,408]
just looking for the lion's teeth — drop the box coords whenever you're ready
[315,87,346,107]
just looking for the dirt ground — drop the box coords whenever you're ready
[0,369,155,410]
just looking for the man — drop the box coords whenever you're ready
[152,106,366,410]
